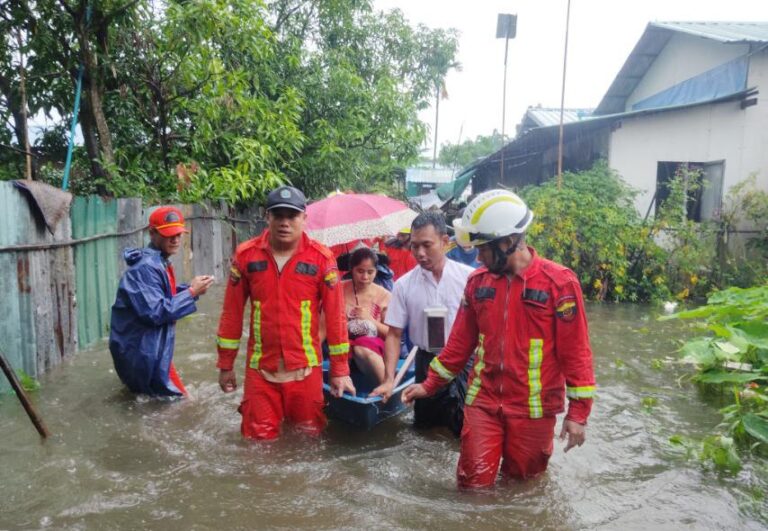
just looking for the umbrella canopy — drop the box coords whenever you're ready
[306,193,417,247]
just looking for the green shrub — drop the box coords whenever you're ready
[521,161,670,302]
[662,284,768,471]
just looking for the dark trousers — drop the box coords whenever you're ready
[414,349,470,437]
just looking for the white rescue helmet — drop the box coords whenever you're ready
[453,189,533,247]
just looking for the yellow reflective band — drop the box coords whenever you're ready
[470,195,522,224]
[216,336,240,350]
[300,300,319,366]
[528,338,544,418]
[465,334,486,406]
[248,301,263,369]
[429,357,456,381]
[328,342,349,356]
[556,301,576,313]
[567,385,596,399]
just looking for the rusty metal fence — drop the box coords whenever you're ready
[0,181,264,393]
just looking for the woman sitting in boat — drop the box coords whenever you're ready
[343,247,391,385]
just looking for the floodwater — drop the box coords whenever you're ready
[1,286,766,530]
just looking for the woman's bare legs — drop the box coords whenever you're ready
[351,345,386,385]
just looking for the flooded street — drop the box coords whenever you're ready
[1,287,766,530]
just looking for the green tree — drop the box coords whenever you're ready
[1,0,460,205]
[266,1,459,197]
[438,131,504,170]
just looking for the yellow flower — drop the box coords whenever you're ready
[615,285,624,294]
[593,279,603,290]
[675,288,689,300]
[690,274,699,285]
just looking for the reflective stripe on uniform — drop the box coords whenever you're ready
[248,301,263,369]
[528,338,544,418]
[300,300,319,366]
[465,334,486,406]
[216,336,240,350]
[429,357,456,381]
[328,342,349,356]
[566,385,596,399]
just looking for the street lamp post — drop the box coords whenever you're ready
[496,13,517,185]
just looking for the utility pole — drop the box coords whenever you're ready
[432,83,440,168]
[496,13,517,185]
[557,0,572,188]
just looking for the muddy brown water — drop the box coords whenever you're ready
[1,286,766,530]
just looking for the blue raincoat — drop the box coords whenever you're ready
[109,247,197,396]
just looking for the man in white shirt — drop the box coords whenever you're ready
[370,212,473,435]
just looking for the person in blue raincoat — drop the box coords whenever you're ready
[109,206,214,396]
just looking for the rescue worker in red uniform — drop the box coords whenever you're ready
[383,227,417,281]
[403,189,595,488]
[216,186,355,440]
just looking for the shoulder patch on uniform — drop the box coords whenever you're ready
[474,286,496,301]
[296,261,319,276]
[556,295,577,322]
[229,265,242,285]
[523,288,550,304]
[323,267,339,288]
[247,260,268,272]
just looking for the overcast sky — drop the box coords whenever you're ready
[375,0,768,156]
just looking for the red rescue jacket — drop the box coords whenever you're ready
[216,231,350,377]
[422,248,595,423]
[383,240,417,281]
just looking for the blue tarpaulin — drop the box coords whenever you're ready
[632,56,748,111]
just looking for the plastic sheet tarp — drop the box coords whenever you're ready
[109,248,197,396]
[632,56,748,111]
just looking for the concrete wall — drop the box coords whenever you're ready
[609,51,768,223]
[626,34,750,110]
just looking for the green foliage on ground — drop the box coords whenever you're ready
[17,369,40,392]
[0,0,459,204]
[662,285,768,472]
[519,162,768,303]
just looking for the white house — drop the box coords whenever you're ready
[471,21,768,227]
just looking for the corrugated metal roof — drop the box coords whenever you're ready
[525,107,593,127]
[405,167,455,184]
[652,21,768,43]
[595,21,768,115]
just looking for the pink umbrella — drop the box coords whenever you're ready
[306,193,417,247]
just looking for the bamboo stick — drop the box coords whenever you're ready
[0,350,51,439]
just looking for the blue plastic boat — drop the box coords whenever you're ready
[322,358,415,430]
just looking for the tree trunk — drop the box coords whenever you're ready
[78,94,107,185]
[78,19,115,188]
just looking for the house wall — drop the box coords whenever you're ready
[626,34,750,110]
[609,50,768,224]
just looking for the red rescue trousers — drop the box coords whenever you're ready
[169,362,187,396]
[458,405,556,488]
[239,367,326,440]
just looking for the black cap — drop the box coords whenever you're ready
[266,185,307,212]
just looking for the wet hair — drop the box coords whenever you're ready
[350,247,378,269]
[411,211,447,236]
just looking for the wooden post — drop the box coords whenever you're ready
[0,350,51,439]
